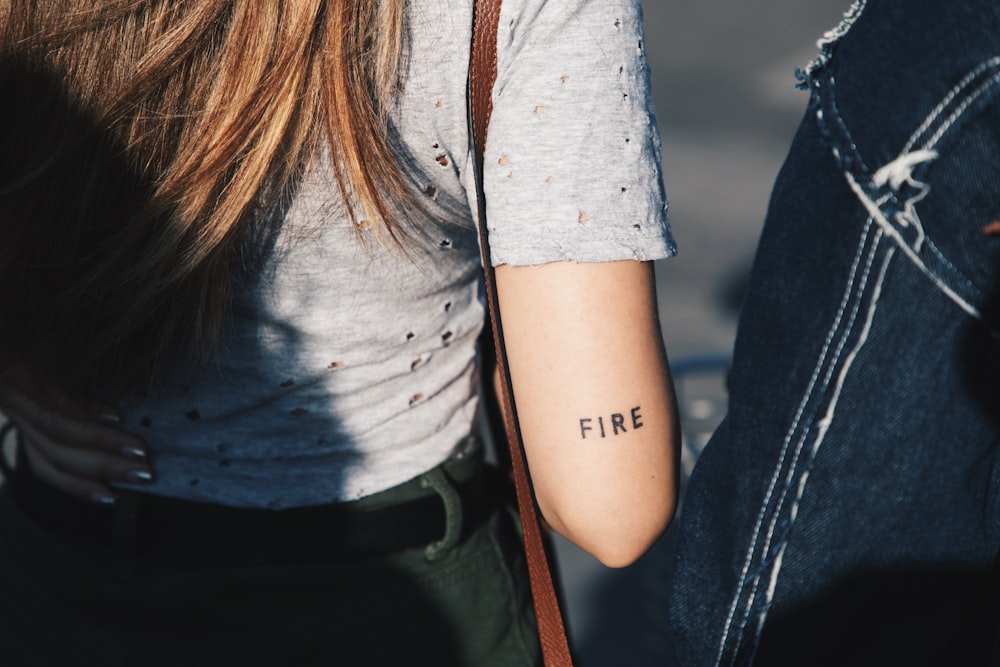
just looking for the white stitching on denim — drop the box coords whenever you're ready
[871,150,936,250]
[903,57,1000,153]
[750,243,895,656]
[817,65,1000,310]
[926,237,977,293]
[924,71,1000,150]
[845,172,981,318]
[714,215,879,667]
[731,222,883,662]
[872,150,939,190]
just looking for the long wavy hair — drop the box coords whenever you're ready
[0,0,411,394]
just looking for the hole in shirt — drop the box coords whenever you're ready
[280,379,295,388]
[411,358,423,371]
[614,18,621,29]
[435,100,443,108]
[633,224,642,230]
[406,332,416,341]
[546,176,555,184]
[185,410,200,421]
[622,186,628,193]
[561,75,570,84]
[444,301,452,312]
[290,408,308,417]
[498,154,510,166]
[219,460,231,468]
[533,105,544,114]
[442,331,454,345]
[579,211,590,224]
[410,393,425,406]
[440,238,452,249]
[189,479,199,487]
[140,417,152,428]
[328,361,345,369]
[216,443,230,453]
[436,154,449,167]
[424,185,437,198]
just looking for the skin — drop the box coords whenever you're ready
[0,369,152,504]
[0,259,678,567]
[496,259,679,567]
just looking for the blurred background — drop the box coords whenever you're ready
[553,1,851,664]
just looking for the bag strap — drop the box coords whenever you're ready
[469,2,575,665]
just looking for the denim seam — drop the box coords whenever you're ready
[735,225,884,664]
[715,217,882,667]
[903,57,1000,151]
[749,244,896,660]
[844,173,982,318]
[823,71,991,318]
[918,68,1000,151]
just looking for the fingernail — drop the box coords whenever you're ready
[91,491,116,505]
[120,446,147,461]
[126,469,154,483]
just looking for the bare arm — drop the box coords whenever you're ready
[494,259,679,567]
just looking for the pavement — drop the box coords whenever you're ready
[552,2,853,665]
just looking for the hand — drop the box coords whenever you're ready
[0,369,153,504]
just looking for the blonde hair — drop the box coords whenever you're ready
[0,0,410,393]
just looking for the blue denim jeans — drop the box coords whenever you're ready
[670,2,1000,665]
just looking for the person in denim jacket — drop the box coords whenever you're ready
[671,1,1000,664]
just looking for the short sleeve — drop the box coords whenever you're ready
[482,0,676,266]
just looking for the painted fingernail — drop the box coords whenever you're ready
[91,491,116,505]
[126,469,154,483]
[120,446,147,461]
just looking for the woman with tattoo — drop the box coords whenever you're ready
[0,0,679,664]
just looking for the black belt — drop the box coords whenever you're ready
[2,445,490,568]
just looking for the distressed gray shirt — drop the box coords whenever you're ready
[118,0,676,508]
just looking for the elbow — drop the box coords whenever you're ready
[545,490,678,569]
[591,496,677,568]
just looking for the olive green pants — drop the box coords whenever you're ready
[0,448,542,666]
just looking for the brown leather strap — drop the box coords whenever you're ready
[470,2,575,665]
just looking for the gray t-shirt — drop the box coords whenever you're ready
[118,0,676,508]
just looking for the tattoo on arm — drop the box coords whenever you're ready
[579,406,643,439]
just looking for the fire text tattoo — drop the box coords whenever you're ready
[579,406,643,439]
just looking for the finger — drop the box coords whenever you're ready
[22,443,118,505]
[5,394,148,459]
[16,422,154,486]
